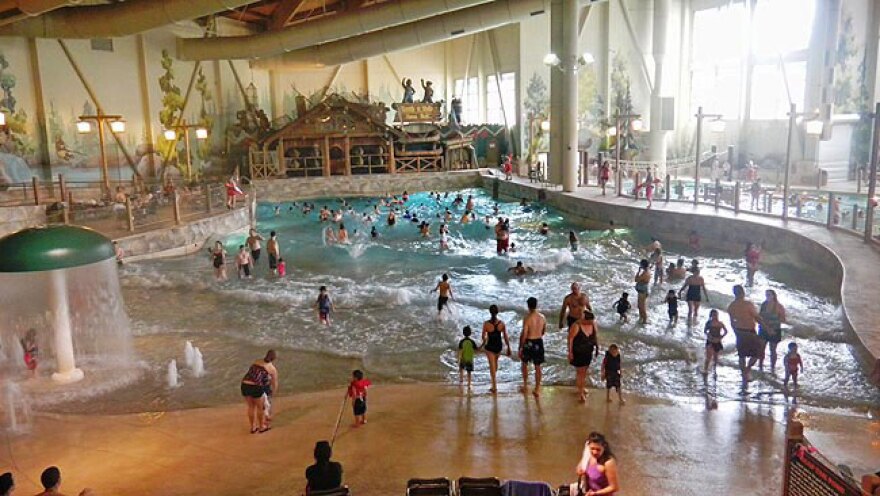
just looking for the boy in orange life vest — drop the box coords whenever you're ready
[348,369,372,426]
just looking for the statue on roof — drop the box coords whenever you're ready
[421,79,434,103]
[401,78,415,103]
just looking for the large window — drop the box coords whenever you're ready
[454,77,480,124]
[690,0,816,120]
[486,72,516,126]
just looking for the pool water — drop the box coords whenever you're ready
[55,188,879,413]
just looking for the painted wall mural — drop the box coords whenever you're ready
[0,50,38,186]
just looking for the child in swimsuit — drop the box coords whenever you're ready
[20,329,38,377]
[664,290,678,325]
[316,286,334,325]
[703,309,728,375]
[602,344,624,404]
[348,369,372,426]
[783,342,803,392]
[277,258,286,277]
[613,293,630,323]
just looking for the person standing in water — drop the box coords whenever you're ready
[569,231,579,252]
[236,245,253,279]
[679,268,709,326]
[745,242,761,287]
[728,285,765,384]
[315,286,335,325]
[568,310,599,402]
[494,217,510,255]
[703,309,728,375]
[518,297,547,396]
[246,229,264,265]
[634,259,651,324]
[267,231,280,275]
[481,304,511,394]
[240,350,278,434]
[649,248,664,284]
[559,283,591,329]
[430,273,455,316]
[336,223,349,244]
[20,328,38,377]
[211,241,227,281]
[783,342,803,393]
[758,289,787,372]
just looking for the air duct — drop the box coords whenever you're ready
[0,0,256,38]
[253,0,548,70]
[177,0,495,61]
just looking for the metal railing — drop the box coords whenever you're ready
[610,175,879,246]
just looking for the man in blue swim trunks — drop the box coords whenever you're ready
[519,296,547,396]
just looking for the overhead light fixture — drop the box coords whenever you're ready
[710,119,726,133]
[805,119,824,136]
[164,129,177,141]
[109,120,126,133]
[631,119,643,131]
[195,128,209,140]
[540,120,550,132]
[543,53,561,67]
[76,121,91,134]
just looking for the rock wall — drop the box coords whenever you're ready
[0,205,46,237]
[254,171,485,202]
[115,207,250,260]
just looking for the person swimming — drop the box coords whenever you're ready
[508,261,535,276]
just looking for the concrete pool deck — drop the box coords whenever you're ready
[2,384,876,495]
[482,172,880,384]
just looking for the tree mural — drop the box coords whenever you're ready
[601,53,640,157]
[523,72,549,165]
[0,52,35,161]
[833,12,870,169]
[158,49,184,167]
[577,67,605,149]
[194,66,215,167]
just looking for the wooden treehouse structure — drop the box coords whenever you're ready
[249,94,476,179]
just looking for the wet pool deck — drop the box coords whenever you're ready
[1,385,876,495]
[485,173,880,384]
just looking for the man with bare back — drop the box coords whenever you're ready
[559,283,591,329]
[519,296,547,396]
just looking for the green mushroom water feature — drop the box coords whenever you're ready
[0,226,135,430]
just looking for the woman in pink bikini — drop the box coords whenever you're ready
[571,431,619,495]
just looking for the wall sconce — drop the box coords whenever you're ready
[710,119,726,133]
[195,128,209,140]
[0,112,6,127]
[544,52,595,72]
[164,129,177,140]
[76,121,92,134]
[540,120,550,132]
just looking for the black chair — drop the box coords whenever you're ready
[458,477,501,496]
[309,487,351,496]
[406,477,452,496]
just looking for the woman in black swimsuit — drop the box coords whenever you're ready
[481,304,511,394]
[678,267,709,325]
[568,310,600,402]
[211,240,227,281]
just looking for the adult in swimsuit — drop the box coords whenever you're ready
[634,259,651,324]
[678,268,709,325]
[481,304,511,394]
[559,283,590,329]
[240,350,278,434]
[568,310,599,402]
[571,432,619,496]
[211,241,227,281]
[758,289,787,371]
[518,297,547,396]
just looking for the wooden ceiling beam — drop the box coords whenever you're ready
[269,0,307,30]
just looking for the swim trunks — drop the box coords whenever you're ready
[734,328,765,358]
[705,340,723,353]
[240,383,264,398]
[251,248,261,262]
[437,296,449,312]
[459,361,474,372]
[566,316,578,328]
[496,237,509,254]
[353,397,367,416]
[240,263,251,277]
[269,253,278,269]
[521,338,545,365]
